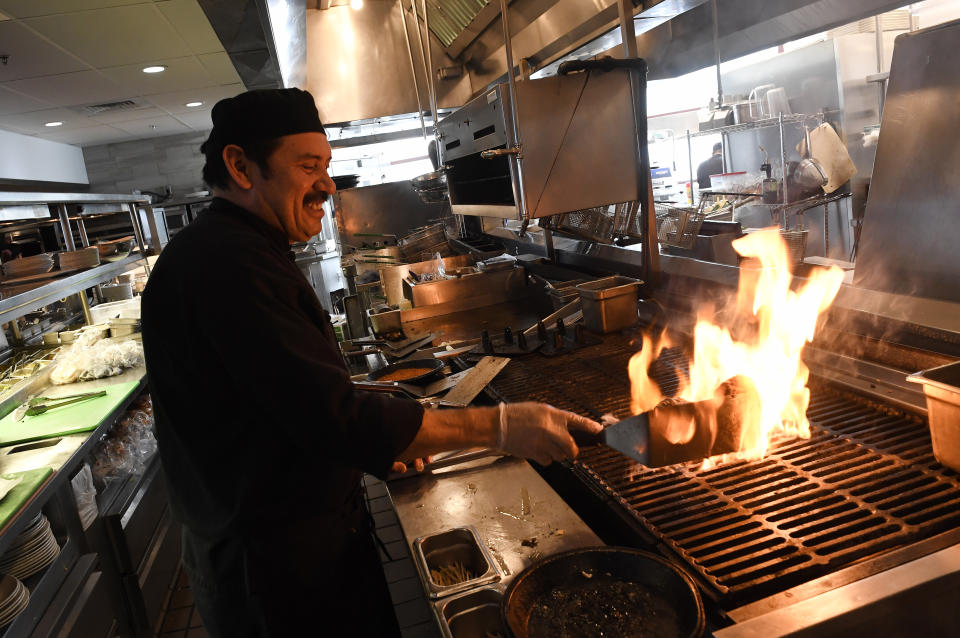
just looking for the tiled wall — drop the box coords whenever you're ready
[81,131,210,197]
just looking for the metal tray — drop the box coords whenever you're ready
[433,584,505,638]
[907,361,960,472]
[575,276,640,333]
[413,526,499,599]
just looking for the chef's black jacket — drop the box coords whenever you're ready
[697,153,724,190]
[141,197,423,636]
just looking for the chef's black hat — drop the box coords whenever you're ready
[200,88,326,187]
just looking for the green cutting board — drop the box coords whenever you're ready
[0,380,141,448]
[0,467,53,531]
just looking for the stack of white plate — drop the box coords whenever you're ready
[57,246,100,271]
[0,514,60,580]
[0,574,28,628]
[3,254,54,279]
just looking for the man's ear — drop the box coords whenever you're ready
[222,144,253,190]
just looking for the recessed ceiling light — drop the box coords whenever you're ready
[142,65,166,74]
[185,101,203,108]
[44,121,63,127]
[350,0,363,9]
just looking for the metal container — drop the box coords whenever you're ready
[402,268,527,309]
[366,308,401,337]
[379,254,475,306]
[413,526,499,599]
[575,276,641,333]
[907,361,960,472]
[434,585,505,638]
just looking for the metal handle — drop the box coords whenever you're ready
[480,146,522,159]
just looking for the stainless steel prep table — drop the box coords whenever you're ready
[389,455,602,586]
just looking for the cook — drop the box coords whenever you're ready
[141,88,601,638]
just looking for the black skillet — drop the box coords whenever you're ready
[502,546,705,638]
[366,358,444,385]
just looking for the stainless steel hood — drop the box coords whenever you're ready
[456,0,908,95]
[305,3,475,124]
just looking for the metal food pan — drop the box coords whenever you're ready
[434,585,505,638]
[413,526,499,599]
[575,276,640,333]
[907,361,960,472]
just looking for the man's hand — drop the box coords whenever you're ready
[498,402,602,466]
[391,456,434,474]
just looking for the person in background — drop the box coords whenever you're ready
[0,235,22,262]
[697,142,724,190]
[141,88,601,638]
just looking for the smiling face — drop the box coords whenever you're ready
[243,132,337,243]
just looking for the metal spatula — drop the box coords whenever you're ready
[574,401,723,468]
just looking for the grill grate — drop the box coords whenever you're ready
[486,335,960,606]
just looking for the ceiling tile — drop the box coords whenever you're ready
[87,104,170,124]
[0,106,95,133]
[170,109,214,130]
[4,70,128,106]
[41,124,130,146]
[141,82,243,114]
[0,85,53,115]
[0,22,88,82]
[198,52,242,85]
[109,114,191,136]
[0,0,147,20]
[156,0,223,56]
[24,4,188,68]
[100,56,216,95]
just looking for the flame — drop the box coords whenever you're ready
[629,229,844,462]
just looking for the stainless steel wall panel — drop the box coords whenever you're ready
[334,181,450,247]
[523,69,640,217]
[853,19,960,303]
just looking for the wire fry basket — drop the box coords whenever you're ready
[654,202,706,249]
[780,228,808,264]
[555,201,638,243]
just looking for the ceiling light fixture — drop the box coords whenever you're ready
[185,101,203,108]
[142,65,166,74]
[44,121,63,127]
[350,0,363,9]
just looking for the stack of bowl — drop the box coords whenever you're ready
[0,514,60,580]
[0,574,29,628]
[96,236,135,262]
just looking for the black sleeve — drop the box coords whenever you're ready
[190,255,424,479]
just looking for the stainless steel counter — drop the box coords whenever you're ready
[389,455,602,586]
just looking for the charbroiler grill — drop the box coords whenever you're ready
[465,20,960,633]
[480,335,960,620]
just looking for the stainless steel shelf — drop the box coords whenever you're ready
[0,254,147,325]
[0,192,150,206]
[689,113,822,138]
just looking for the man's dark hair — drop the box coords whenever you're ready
[201,138,282,189]
[713,142,723,154]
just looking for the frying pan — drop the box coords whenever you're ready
[502,546,704,638]
[366,358,444,385]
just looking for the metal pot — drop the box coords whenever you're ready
[792,158,828,193]
[502,546,705,638]
[411,170,447,192]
